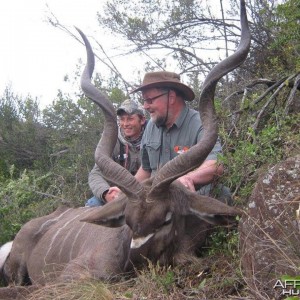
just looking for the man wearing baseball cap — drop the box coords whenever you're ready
[86,99,146,206]
[132,71,231,203]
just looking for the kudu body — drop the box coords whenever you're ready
[0,0,250,294]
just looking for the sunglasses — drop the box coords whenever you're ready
[143,92,168,105]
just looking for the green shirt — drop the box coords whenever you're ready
[140,105,222,176]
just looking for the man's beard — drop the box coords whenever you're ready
[153,114,167,127]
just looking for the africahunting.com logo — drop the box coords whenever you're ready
[273,275,300,299]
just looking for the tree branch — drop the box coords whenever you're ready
[252,73,299,132]
[284,72,300,114]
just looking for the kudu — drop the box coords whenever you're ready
[0,0,250,296]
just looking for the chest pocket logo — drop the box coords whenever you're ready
[174,145,190,154]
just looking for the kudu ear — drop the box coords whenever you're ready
[187,191,241,225]
[81,197,127,227]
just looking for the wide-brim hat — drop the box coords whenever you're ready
[131,71,195,101]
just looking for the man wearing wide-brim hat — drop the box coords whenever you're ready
[132,71,231,203]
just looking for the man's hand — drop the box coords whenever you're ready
[176,160,223,192]
[104,186,122,202]
[176,175,196,192]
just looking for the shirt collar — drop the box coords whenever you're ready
[155,105,189,131]
[172,104,189,129]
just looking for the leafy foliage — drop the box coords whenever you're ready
[0,168,58,244]
[0,87,50,174]
[203,228,239,258]
[0,83,127,244]
[269,0,300,72]
[217,92,300,201]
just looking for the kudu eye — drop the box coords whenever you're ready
[163,212,172,226]
[154,212,173,234]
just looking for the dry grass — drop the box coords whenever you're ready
[22,252,254,300]
[26,280,113,300]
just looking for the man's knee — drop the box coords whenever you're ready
[197,183,233,205]
[85,196,105,207]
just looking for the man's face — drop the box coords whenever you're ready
[142,88,169,127]
[119,113,145,139]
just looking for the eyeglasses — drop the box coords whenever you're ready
[143,92,168,105]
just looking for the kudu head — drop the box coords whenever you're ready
[78,0,250,269]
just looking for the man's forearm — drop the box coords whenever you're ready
[188,160,223,185]
[177,160,223,191]
[135,166,151,182]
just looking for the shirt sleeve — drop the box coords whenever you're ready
[196,125,223,161]
[88,164,110,199]
[206,138,222,160]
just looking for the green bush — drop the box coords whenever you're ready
[0,168,61,244]
[218,106,300,203]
